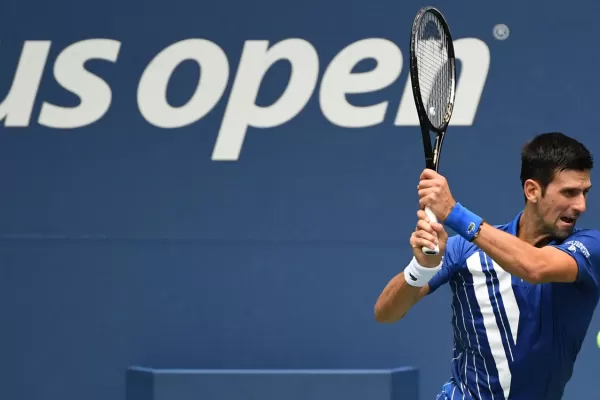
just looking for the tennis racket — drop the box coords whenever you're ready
[409,6,457,255]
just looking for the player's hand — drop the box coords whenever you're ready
[417,168,457,222]
[410,209,448,267]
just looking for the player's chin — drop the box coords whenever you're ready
[554,221,576,239]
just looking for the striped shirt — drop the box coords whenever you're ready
[428,211,600,400]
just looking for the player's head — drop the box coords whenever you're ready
[520,132,593,238]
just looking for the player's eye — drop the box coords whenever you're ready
[561,189,579,197]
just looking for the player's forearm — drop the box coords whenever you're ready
[472,222,544,282]
[444,203,546,283]
[374,271,427,323]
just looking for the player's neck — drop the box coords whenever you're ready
[517,207,554,247]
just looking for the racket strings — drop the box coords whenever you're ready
[415,12,453,129]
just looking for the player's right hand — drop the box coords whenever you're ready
[410,209,448,267]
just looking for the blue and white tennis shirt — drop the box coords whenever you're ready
[428,211,600,400]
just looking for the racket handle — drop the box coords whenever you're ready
[421,207,440,255]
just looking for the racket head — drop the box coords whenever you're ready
[409,7,457,135]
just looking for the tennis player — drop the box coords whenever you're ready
[374,132,600,400]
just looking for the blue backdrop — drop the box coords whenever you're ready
[1,0,599,399]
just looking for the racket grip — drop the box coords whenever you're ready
[421,207,440,255]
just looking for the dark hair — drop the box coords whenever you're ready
[520,132,594,195]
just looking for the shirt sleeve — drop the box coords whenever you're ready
[427,234,463,295]
[549,229,600,291]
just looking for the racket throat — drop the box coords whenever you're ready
[431,148,440,171]
[424,146,440,171]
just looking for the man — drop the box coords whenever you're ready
[374,132,600,400]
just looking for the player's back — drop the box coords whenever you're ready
[430,211,600,400]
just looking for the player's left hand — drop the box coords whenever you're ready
[417,168,457,222]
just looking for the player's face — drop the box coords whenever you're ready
[537,169,592,239]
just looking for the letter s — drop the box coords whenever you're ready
[38,39,121,128]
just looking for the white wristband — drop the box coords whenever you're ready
[404,256,443,287]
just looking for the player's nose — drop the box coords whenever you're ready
[572,194,587,214]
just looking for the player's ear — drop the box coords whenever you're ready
[524,179,541,203]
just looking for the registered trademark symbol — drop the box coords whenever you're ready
[493,24,510,40]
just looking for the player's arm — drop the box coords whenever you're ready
[374,271,430,323]
[460,216,600,286]
[374,211,453,323]
[417,169,600,285]
[471,222,578,283]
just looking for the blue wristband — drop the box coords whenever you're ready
[444,202,483,241]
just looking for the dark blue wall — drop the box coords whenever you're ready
[1,0,599,399]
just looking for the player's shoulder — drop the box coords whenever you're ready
[569,227,600,237]
[559,227,600,249]
[561,227,600,243]
[551,227,600,263]
[443,234,468,266]
[446,234,467,251]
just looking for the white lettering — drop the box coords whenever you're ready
[138,39,229,128]
[394,38,490,126]
[319,38,402,128]
[0,41,50,127]
[0,36,491,161]
[565,240,590,258]
[39,39,121,129]
[212,39,319,161]
[451,38,490,125]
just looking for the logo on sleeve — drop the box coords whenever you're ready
[565,240,590,258]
